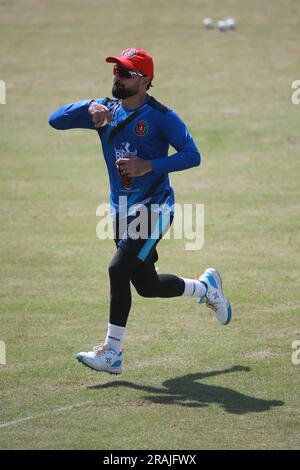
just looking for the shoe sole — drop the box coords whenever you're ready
[205,268,232,325]
[75,354,122,375]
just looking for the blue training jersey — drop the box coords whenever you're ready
[49,95,201,214]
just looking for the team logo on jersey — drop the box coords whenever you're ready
[122,48,137,58]
[134,120,149,136]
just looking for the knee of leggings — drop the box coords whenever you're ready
[134,281,159,298]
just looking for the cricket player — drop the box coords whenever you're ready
[49,48,232,375]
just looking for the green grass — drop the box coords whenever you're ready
[0,0,299,450]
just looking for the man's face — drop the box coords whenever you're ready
[112,65,142,99]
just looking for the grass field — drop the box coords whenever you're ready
[0,0,299,450]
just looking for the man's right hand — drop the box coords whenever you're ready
[88,101,112,128]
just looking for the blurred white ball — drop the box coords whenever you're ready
[99,104,109,127]
[100,117,108,127]
[217,20,228,31]
[202,18,214,29]
[226,18,236,29]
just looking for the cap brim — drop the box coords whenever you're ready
[105,56,134,70]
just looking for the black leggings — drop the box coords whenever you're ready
[108,247,185,327]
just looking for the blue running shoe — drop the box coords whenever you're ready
[197,268,232,325]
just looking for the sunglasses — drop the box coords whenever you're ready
[113,65,144,79]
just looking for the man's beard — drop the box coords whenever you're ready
[112,82,139,99]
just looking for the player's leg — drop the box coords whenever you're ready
[131,262,231,325]
[76,247,138,374]
[130,259,184,298]
[130,257,206,299]
[132,208,232,325]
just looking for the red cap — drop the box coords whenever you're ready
[106,48,154,79]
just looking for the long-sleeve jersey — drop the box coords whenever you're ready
[48,95,200,214]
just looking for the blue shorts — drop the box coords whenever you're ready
[114,207,174,264]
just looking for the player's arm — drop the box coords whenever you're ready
[151,109,201,174]
[116,110,200,177]
[48,98,111,130]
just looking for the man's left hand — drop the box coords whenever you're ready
[116,156,152,177]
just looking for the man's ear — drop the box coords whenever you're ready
[141,76,151,89]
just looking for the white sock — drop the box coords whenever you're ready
[105,323,125,354]
[181,278,207,298]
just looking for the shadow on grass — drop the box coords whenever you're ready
[88,365,284,414]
